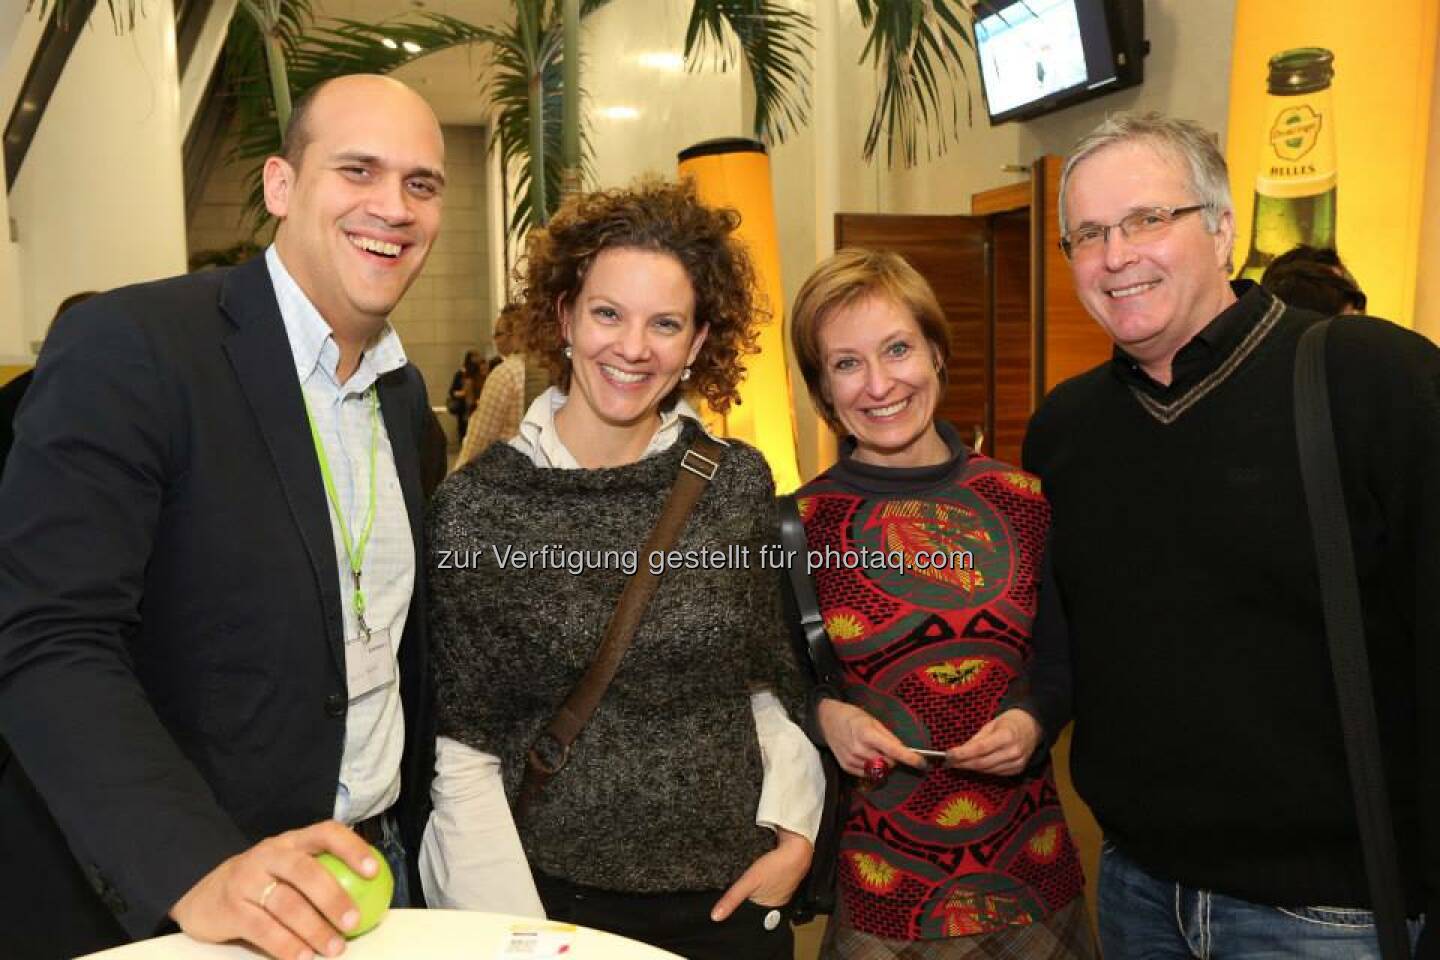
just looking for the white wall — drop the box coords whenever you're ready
[581,1,747,189]
[0,6,24,68]
[0,6,47,361]
[0,145,24,361]
[5,3,188,352]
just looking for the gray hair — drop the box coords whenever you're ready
[1058,111,1234,236]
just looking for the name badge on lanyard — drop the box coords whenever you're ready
[345,625,394,700]
[304,386,393,702]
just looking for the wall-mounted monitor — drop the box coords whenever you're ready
[974,0,1147,125]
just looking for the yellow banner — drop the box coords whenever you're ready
[1226,1,1438,326]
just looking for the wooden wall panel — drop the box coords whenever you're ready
[971,179,1030,217]
[990,210,1031,465]
[1033,155,1113,395]
[834,215,990,451]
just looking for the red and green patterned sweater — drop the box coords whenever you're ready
[798,435,1084,941]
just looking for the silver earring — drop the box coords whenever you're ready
[563,345,573,360]
[681,367,691,381]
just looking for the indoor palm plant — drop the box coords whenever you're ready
[29,0,974,239]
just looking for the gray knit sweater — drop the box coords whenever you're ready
[427,421,806,893]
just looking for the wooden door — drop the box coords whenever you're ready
[833,214,991,453]
[1030,155,1113,398]
[989,209,1032,465]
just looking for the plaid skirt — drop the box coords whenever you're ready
[819,898,1097,960]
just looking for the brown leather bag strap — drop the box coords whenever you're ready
[516,432,726,822]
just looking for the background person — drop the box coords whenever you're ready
[1260,244,1367,315]
[446,348,484,440]
[790,248,1094,959]
[420,179,823,960]
[452,303,526,470]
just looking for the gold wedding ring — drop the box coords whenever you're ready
[257,879,279,911]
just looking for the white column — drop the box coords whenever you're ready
[179,0,240,136]
[9,1,187,347]
[0,7,49,360]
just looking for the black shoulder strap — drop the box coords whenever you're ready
[1294,318,1411,958]
[776,493,845,923]
[777,494,843,688]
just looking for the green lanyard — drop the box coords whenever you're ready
[303,387,381,639]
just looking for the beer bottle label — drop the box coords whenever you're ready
[1255,92,1337,199]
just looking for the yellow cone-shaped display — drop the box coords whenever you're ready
[678,138,801,493]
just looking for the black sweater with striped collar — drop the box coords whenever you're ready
[1024,281,1440,945]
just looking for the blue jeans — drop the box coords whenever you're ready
[1098,839,1421,959]
[374,813,412,909]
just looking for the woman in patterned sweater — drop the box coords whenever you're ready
[790,249,1095,959]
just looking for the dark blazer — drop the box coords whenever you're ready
[0,257,434,959]
[0,368,33,478]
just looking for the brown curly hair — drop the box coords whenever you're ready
[514,178,763,414]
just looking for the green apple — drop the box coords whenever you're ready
[315,846,393,938]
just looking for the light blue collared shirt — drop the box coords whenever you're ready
[266,244,415,824]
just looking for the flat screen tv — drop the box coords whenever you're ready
[974,0,1147,125]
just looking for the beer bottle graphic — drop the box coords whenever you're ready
[1238,48,1337,281]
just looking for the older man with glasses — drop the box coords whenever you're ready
[1022,111,1440,958]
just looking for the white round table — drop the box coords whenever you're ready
[77,909,684,959]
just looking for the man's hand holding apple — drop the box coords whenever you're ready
[169,820,378,960]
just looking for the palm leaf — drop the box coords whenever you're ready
[856,0,973,167]
[682,0,812,145]
[512,0,554,231]
[29,0,134,32]
[503,0,614,235]
[224,7,606,242]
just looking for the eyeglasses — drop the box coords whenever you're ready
[1059,204,1209,260]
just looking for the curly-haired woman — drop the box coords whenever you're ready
[418,179,824,959]
[790,249,1095,959]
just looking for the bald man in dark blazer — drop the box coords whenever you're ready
[0,75,445,959]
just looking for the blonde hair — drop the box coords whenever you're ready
[789,248,949,430]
